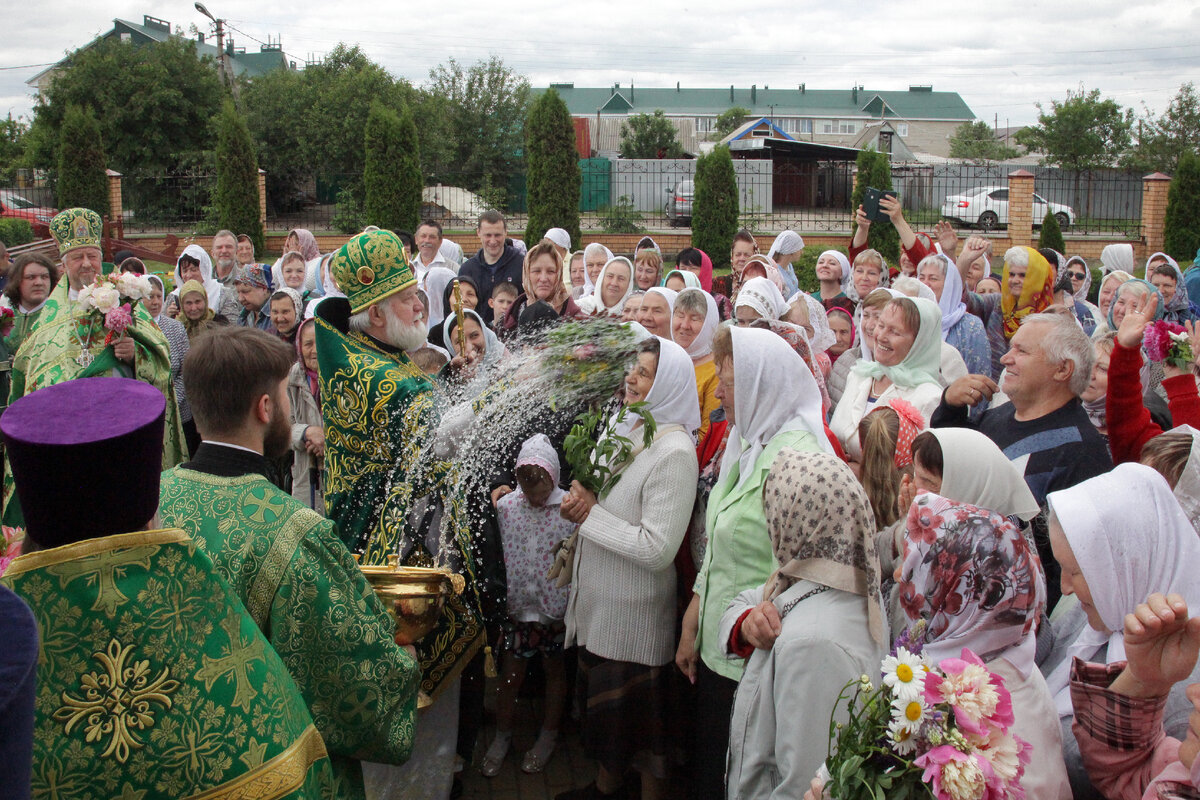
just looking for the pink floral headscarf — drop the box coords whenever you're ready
[898,493,1047,678]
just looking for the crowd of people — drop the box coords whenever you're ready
[1,198,1200,800]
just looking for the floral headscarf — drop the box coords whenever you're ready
[762,449,884,644]
[899,493,1046,678]
[742,255,786,293]
[1000,247,1055,339]
[289,228,320,262]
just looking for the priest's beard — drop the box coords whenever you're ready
[264,400,292,458]
[381,305,428,352]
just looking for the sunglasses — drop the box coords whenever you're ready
[1068,271,1087,281]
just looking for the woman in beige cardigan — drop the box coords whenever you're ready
[559,336,701,800]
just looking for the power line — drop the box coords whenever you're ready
[0,63,56,71]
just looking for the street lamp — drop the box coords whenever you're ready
[195,3,227,86]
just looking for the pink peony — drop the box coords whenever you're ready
[915,745,995,800]
[105,303,133,335]
[925,650,1014,736]
[1144,320,1187,362]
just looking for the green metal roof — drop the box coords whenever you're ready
[534,85,974,121]
[104,18,288,79]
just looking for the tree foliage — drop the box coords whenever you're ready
[715,106,752,140]
[421,57,531,195]
[56,105,109,215]
[619,111,686,159]
[0,115,29,182]
[1014,88,1133,171]
[363,101,422,232]
[849,148,899,263]
[1164,150,1200,262]
[524,89,581,248]
[692,146,739,268]
[1037,209,1065,252]
[1122,83,1200,175]
[948,121,1020,163]
[26,36,222,177]
[212,100,263,253]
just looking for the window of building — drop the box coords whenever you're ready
[799,119,813,134]
[821,120,836,134]
[695,116,715,133]
[896,123,909,137]
[777,118,797,133]
[839,121,857,135]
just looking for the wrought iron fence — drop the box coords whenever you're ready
[119,170,216,234]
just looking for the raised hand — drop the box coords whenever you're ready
[1115,292,1161,350]
[1112,593,1200,699]
[935,220,959,257]
[879,193,905,224]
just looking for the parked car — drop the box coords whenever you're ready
[0,190,57,238]
[940,186,1073,231]
[664,179,694,226]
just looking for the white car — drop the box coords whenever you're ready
[941,186,1074,231]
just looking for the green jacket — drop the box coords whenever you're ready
[693,429,821,682]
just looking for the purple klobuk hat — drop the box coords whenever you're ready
[1,377,165,548]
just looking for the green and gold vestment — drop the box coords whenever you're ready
[159,463,421,800]
[0,528,334,800]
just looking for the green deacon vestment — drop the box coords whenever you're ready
[0,528,334,800]
[314,318,484,704]
[159,457,421,800]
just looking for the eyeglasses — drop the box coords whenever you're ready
[1068,271,1087,281]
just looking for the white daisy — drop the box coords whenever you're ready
[891,695,929,732]
[887,718,919,756]
[882,647,926,701]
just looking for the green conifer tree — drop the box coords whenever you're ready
[693,147,739,269]
[363,101,422,233]
[849,149,899,263]
[524,89,581,248]
[1037,209,1065,253]
[1164,151,1200,262]
[56,104,109,215]
[212,100,264,253]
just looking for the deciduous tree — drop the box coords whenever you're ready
[948,121,1020,163]
[1015,88,1133,172]
[714,106,751,140]
[1123,83,1200,175]
[619,111,685,159]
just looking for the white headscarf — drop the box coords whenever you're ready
[1100,243,1134,276]
[423,266,457,330]
[768,231,805,262]
[1065,256,1093,305]
[924,253,966,338]
[543,228,571,252]
[736,277,788,320]
[579,257,635,316]
[719,327,834,489]
[1167,425,1200,533]
[645,286,677,315]
[443,308,507,365]
[674,288,719,359]
[851,296,943,390]
[928,428,1040,521]
[515,433,567,506]
[817,249,854,297]
[614,336,701,440]
[789,291,838,352]
[173,244,222,311]
[319,253,345,300]
[581,243,613,297]
[1046,463,1200,715]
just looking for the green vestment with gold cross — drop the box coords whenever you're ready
[158,463,421,800]
[315,317,485,704]
[0,528,335,800]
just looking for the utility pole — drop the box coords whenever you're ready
[195,3,227,87]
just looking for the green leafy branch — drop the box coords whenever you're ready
[563,401,657,497]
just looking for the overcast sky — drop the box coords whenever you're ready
[4,0,1199,130]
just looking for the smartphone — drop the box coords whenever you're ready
[863,187,898,222]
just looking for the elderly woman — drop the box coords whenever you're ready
[671,288,720,446]
[501,241,583,337]
[917,252,990,377]
[2,254,58,353]
[634,248,663,291]
[1147,252,1200,323]
[1042,464,1200,799]
[559,337,699,800]
[167,243,239,323]
[288,317,325,513]
[578,257,635,317]
[766,230,804,298]
[178,279,228,341]
[144,275,194,456]
[269,288,303,346]
[829,287,892,406]
[734,276,789,327]
[721,451,887,799]
[636,287,676,337]
[1064,255,1102,323]
[829,296,944,461]
[567,250,586,298]
[850,248,889,300]
[1097,269,1135,327]
[898,493,1071,800]
[581,243,613,297]
[957,246,1056,380]
[677,325,834,800]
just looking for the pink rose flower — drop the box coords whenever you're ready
[105,303,134,335]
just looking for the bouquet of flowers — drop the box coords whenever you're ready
[542,318,645,410]
[78,271,156,347]
[822,639,1030,800]
[0,525,24,576]
[1145,319,1195,371]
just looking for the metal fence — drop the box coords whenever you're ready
[4,159,1148,240]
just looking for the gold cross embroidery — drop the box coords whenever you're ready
[243,490,287,525]
[195,613,267,712]
[47,546,157,616]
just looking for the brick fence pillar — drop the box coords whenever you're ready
[106,169,123,238]
[1007,169,1034,248]
[1141,172,1172,256]
[258,169,267,231]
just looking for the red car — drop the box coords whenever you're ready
[0,190,57,238]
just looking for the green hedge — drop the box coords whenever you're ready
[0,218,35,247]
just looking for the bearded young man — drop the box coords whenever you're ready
[156,326,421,800]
